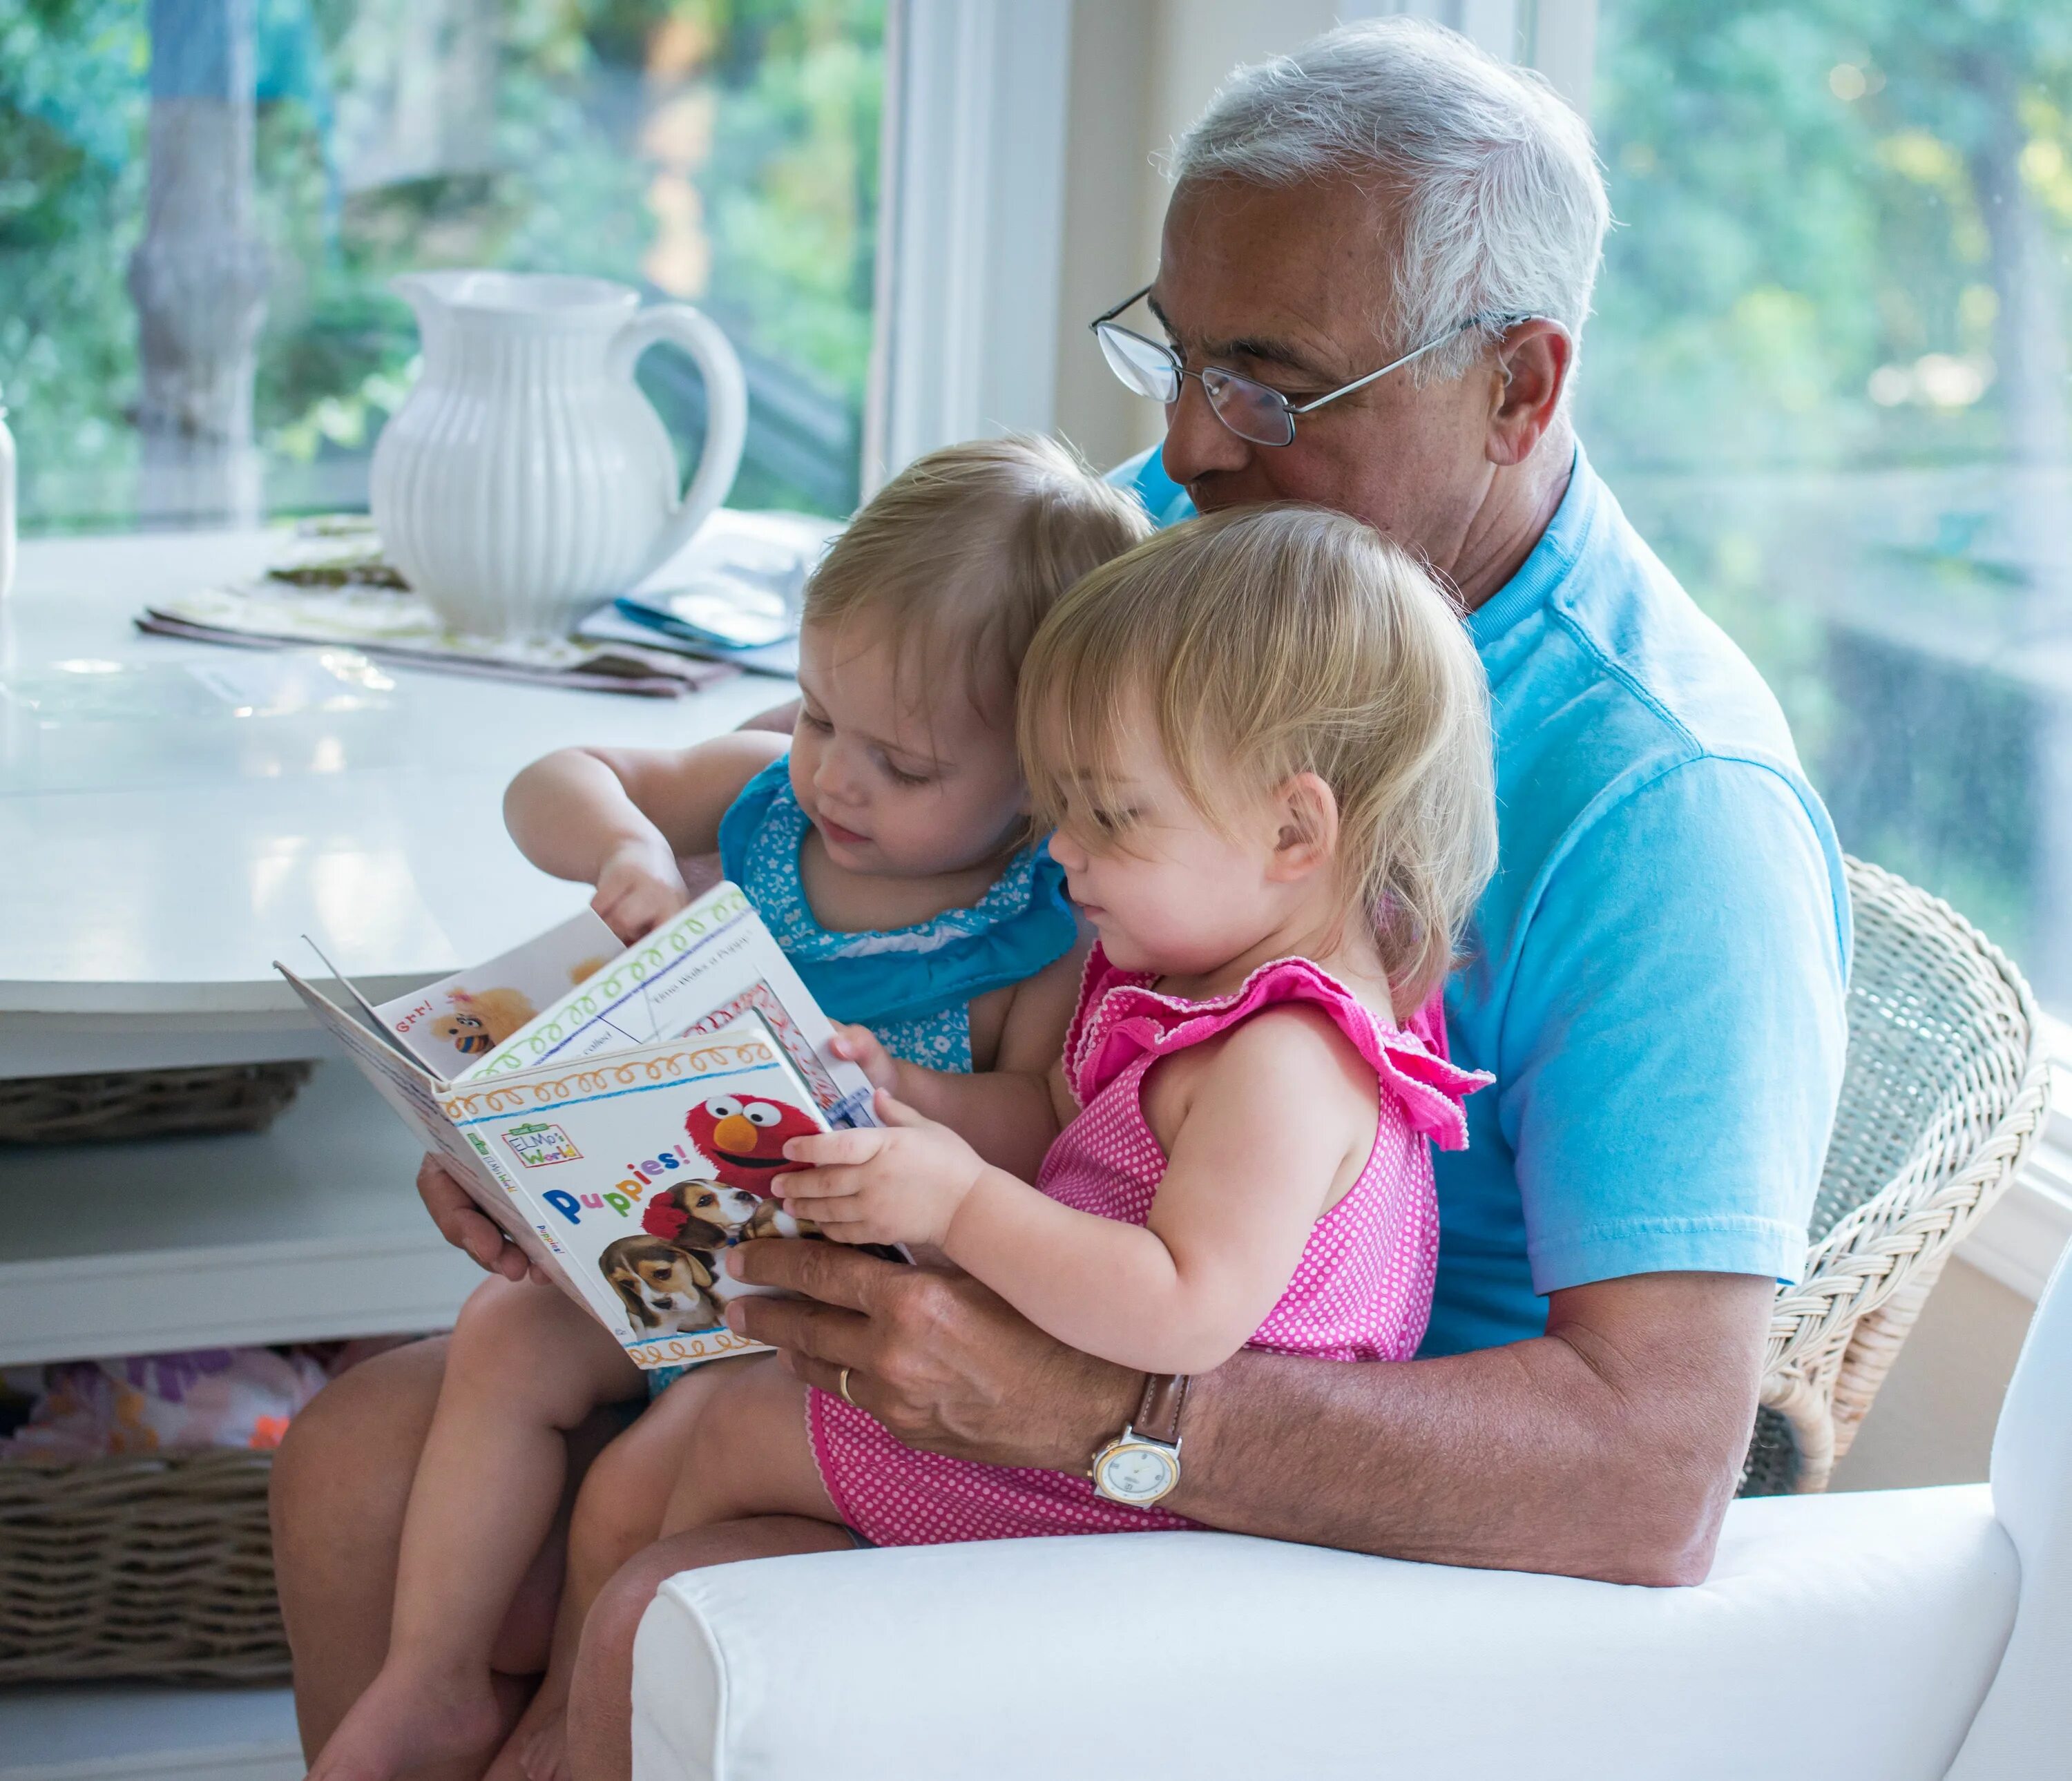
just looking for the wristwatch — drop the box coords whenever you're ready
[1090,1374,1189,1507]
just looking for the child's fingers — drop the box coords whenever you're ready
[803,1206,893,1247]
[776,1164,865,1203]
[873,1088,932,1129]
[783,1127,884,1166]
[591,886,646,945]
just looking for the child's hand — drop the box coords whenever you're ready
[592,838,690,943]
[828,1023,901,1095]
[778,1091,987,1249]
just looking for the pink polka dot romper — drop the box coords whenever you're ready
[806,947,1490,1547]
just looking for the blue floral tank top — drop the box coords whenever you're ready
[716,757,1078,1073]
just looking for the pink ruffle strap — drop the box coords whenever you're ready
[1066,949,1490,1152]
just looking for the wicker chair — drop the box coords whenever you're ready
[1742,856,2055,1496]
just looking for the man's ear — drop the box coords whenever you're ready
[1267,771,1340,883]
[1486,318,1572,468]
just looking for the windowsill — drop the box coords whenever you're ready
[1957,1011,2072,1303]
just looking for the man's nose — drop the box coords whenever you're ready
[1158,372,1251,489]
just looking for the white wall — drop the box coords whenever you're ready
[1052,0,1379,468]
[1830,1256,2035,1492]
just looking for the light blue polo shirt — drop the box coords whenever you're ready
[1111,443,1852,1356]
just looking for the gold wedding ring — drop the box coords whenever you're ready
[837,1365,857,1407]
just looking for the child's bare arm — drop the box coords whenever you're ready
[832,944,1082,1177]
[504,733,785,941]
[784,1006,1374,1375]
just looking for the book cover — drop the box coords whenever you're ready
[277,883,879,1371]
[437,1013,831,1371]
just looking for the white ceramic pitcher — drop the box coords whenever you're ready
[370,271,747,639]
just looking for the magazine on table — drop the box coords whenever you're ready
[278,883,881,1374]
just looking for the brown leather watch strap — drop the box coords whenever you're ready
[1134,1373,1189,1447]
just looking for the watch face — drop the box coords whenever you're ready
[1098,1443,1176,1503]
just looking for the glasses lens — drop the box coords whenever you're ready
[1096,325,1180,403]
[1200,367,1296,447]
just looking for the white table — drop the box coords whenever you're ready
[0,529,789,1778]
[0,529,782,1077]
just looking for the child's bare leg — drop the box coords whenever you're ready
[564,1518,855,1781]
[492,1360,745,1781]
[307,1278,641,1781]
[541,1363,841,1781]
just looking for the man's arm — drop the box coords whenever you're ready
[1159,1270,1768,1583]
[723,1242,1768,1586]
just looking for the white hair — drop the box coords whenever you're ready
[1170,17,1609,382]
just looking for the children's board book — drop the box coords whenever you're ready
[277,883,881,1375]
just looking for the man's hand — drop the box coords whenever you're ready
[726,1233,1768,1584]
[591,837,691,943]
[720,1239,1139,1469]
[779,1092,988,1249]
[415,1155,548,1285]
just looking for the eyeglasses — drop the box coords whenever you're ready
[1091,285,1520,448]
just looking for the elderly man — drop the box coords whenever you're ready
[272,17,1849,1774]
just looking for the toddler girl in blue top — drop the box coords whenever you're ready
[309,437,1150,1781]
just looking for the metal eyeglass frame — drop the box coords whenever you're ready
[1090,284,1528,448]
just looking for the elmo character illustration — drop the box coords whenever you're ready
[682,1094,821,1194]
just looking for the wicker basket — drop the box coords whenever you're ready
[0,1450,289,1684]
[1740,857,2053,1496]
[0,1062,314,1144]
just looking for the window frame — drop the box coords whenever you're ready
[865,0,1075,490]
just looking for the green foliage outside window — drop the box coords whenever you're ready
[1580,0,2072,1001]
[0,0,885,528]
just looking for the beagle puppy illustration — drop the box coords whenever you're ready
[745,1195,820,1240]
[644,1177,825,1246]
[643,1180,761,1248]
[598,1234,722,1335]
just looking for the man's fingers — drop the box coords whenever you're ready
[454,1206,525,1279]
[780,1347,874,1409]
[725,1287,874,1367]
[725,1235,903,1313]
[417,1155,521,1278]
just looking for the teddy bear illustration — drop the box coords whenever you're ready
[429,986,537,1058]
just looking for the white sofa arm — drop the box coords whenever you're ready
[632,1487,2015,1781]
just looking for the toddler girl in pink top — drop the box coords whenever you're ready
[566,499,1495,1620]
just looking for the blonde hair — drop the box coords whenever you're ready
[803,436,1152,718]
[1019,505,1497,1008]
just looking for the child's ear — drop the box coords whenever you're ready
[1267,772,1339,883]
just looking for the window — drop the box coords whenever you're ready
[0,0,886,530]
[1578,1,2072,1021]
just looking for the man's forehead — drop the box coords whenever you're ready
[1152,176,1399,369]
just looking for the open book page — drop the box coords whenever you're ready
[276,963,575,1293]
[371,907,623,1077]
[461,883,877,1128]
[437,1013,832,1371]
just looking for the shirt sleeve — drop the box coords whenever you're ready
[1497,754,1850,1294]
[1104,443,1196,528]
